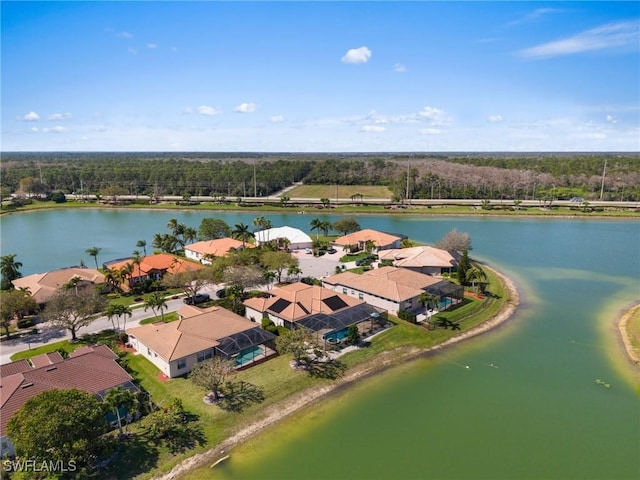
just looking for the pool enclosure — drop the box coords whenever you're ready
[214,327,277,367]
[295,303,387,345]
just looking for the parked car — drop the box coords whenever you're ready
[327,247,337,254]
[183,293,211,305]
[305,248,312,254]
[216,288,227,299]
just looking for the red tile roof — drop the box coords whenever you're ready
[0,346,134,436]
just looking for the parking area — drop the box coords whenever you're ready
[290,248,353,279]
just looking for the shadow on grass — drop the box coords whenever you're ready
[101,433,160,479]
[434,318,461,330]
[304,358,347,380]
[165,418,207,454]
[218,381,265,413]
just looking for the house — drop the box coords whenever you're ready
[184,237,251,264]
[126,305,276,378]
[322,266,463,315]
[332,229,404,252]
[254,226,313,250]
[0,345,137,456]
[104,254,202,289]
[377,246,458,275]
[244,282,385,342]
[12,267,105,305]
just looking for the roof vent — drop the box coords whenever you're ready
[45,367,57,372]
[21,383,34,388]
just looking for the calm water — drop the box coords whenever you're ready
[1,209,639,479]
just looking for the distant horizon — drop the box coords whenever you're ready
[2,2,639,151]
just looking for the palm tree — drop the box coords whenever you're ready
[183,227,197,245]
[320,220,331,237]
[232,222,254,248]
[310,218,323,240]
[85,246,101,269]
[106,304,132,331]
[143,292,167,322]
[1,254,23,290]
[467,266,487,293]
[136,240,147,256]
[104,387,137,436]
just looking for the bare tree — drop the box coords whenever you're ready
[44,288,107,341]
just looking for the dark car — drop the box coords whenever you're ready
[327,247,337,254]
[183,293,211,305]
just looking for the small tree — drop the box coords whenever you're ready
[346,324,360,345]
[331,217,360,236]
[261,250,299,284]
[276,326,317,368]
[189,357,236,402]
[435,228,472,253]
[143,398,186,439]
[44,288,107,341]
[457,249,472,286]
[7,389,108,469]
[0,289,37,337]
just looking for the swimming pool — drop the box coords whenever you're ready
[323,328,349,343]
[235,345,265,366]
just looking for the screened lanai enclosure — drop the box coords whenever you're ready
[295,303,387,346]
[425,281,465,310]
[215,327,277,367]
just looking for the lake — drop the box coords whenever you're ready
[1,209,639,479]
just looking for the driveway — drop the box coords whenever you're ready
[290,248,354,279]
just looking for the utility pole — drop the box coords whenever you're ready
[253,163,257,197]
[599,159,607,200]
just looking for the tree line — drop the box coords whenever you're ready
[2,152,638,202]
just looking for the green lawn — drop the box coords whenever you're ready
[139,311,179,325]
[286,184,392,199]
[10,330,120,361]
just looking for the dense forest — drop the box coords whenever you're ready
[1,152,638,201]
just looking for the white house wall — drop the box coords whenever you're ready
[321,281,417,315]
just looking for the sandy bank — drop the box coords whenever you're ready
[152,266,520,480]
[617,302,640,366]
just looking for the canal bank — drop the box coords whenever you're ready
[151,265,519,480]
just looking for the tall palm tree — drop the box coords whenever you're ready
[106,303,132,331]
[232,222,254,248]
[143,292,167,322]
[320,220,331,237]
[136,239,147,256]
[183,227,197,245]
[310,218,323,240]
[85,246,102,269]
[1,254,23,290]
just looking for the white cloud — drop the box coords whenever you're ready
[416,106,448,125]
[117,31,133,39]
[128,48,138,55]
[393,63,407,73]
[487,114,503,123]
[43,126,67,133]
[198,105,223,116]
[341,46,372,64]
[23,111,40,121]
[606,114,618,123]
[234,102,257,113]
[30,127,39,133]
[269,115,285,123]
[420,128,442,135]
[48,112,72,121]
[361,125,385,133]
[507,8,563,27]
[183,107,194,114]
[517,20,640,59]
[147,43,157,49]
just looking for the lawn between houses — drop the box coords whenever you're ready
[9,267,507,479]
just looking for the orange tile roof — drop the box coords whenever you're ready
[127,306,261,361]
[244,282,363,322]
[333,229,403,248]
[12,267,105,304]
[185,238,251,257]
[323,266,441,302]
[107,254,202,279]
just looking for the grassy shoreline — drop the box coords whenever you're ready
[618,302,640,367]
[148,265,517,480]
[2,199,639,218]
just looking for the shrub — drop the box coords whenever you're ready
[17,317,35,329]
[118,332,129,344]
[398,310,417,323]
[50,191,67,203]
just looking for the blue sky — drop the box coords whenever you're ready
[2,1,639,152]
